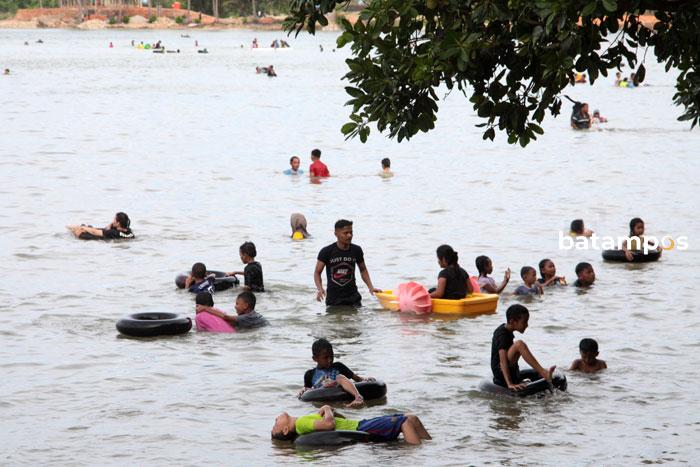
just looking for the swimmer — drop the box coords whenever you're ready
[109,42,113,48]
[491,304,556,391]
[429,245,473,299]
[299,338,374,408]
[252,38,258,48]
[571,102,592,129]
[614,71,622,86]
[475,255,510,294]
[66,212,134,240]
[309,148,330,177]
[513,266,543,295]
[272,405,431,444]
[227,241,264,292]
[284,155,304,175]
[266,65,277,77]
[378,157,393,178]
[622,217,662,261]
[572,262,595,287]
[569,338,607,373]
[194,292,235,333]
[570,219,593,237]
[3,69,9,75]
[537,259,567,286]
[592,109,607,123]
[290,213,309,239]
[185,262,216,294]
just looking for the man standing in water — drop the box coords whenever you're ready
[315,219,381,307]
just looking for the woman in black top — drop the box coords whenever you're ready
[67,212,134,240]
[429,244,473,299]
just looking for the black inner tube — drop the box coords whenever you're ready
[602,249,661,263]
[175,270,240,291]
[294,430,370,448]
[479,369,567,398]
[300,380,387,403]
[116,312,192,337]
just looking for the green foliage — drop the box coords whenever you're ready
[148,14,157,23]
[175,14,184,24]
[286,1,700,145]
[122,15,129,24]
[107,16,117,25]
[194,17,201,24]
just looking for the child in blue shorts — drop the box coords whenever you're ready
[271,405,431,444]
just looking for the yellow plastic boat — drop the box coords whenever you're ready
[375,290,499,316]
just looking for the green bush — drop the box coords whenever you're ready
[194,17,201,24]
[241,16,247,24]
[108,16,117,25]
[175,15,184,24]
[148,15,157,23]
[122,15,130,24]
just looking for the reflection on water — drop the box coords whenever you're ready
[1,28,699,465]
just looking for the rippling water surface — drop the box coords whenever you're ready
[1,29,699,465]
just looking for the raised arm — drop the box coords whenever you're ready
[497,269,511,293]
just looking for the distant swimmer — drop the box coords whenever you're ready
[592,109,607,123]
[3,69,9,75]
[284,156,304,175]
[36,39,43,44]
[252,38,259,48]
[198,48,209,54]
[319,44,324,52]
[574,72,587,84]
[266,65,277,77]
[570,101,591,130]
[66,212,134,240]
[109,42,113,48]
[378,157,393,178]
[290,213,310,240]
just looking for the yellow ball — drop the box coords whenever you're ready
[292,231,304,241]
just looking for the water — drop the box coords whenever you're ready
[1,29,699,465]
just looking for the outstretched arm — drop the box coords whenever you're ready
[497,269,511,293]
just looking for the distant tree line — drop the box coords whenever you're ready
[0,0,292,17]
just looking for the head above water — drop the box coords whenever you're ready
[239,241,257,260]
[195,291,214,307]
[538,259,555,280]
[575,262,595,285]
[436,244,459,268]
[191,262,207,279]
[579,338,600,364]
[312,338,334,368]
[271,412,297,441]
[520,266,536,281]
[115,212,130,229]
[629,217,644,236]
[506,304,529,331]
[235,291,256,313]
[289,156,300,171]
[381,157,391,168]
[475,255,492,276]
[570,219,584,234]
[311,148,321,160]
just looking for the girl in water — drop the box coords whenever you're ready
[622,217,661,261]
[537,259,567,286]
[475,255,510,294]
[430,245,473,299]
[66,212,134,240]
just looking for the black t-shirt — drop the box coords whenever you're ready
[102,228,134,240]
[304,362,355,389]
[317,243,364,306]
[438,266,469,299]
[491,323,518,385]
[244,262,264,292]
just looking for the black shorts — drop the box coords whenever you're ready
[493,364,520,387]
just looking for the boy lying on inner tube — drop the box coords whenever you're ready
[271,405,431,445]
[299,338,373,408]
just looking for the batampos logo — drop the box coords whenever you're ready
[559,232,688,254]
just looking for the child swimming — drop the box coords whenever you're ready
[429,245,473,299]
[514,266,543,296]
[573,262,596,287]
[475,255,510,294]
[569,338,607,373]
[227,242,264,292]
[570,219,593,237]
[378,157,393,178]
[537,259,567,286]
[622,217,662,261]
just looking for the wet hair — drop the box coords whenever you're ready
[311,338,333,357]
[570,219,584,234]
[195,292,214,307]
[579,338,599,353]
[239,241,257,258]
[311,149,321,158]
[538,259,553,279]
[334,219,353,230]
[575,262,593,276]
[191,262,207,279]
[289,156,299,164]
[271,429,297,441]
[381,157,390,168]
[436,244,459,268]
[506,304,529,322]
[115,212,130,229]
[475,255,491,276]
[520,266,535,279]
[237,291,256,310]
[629,217,644,236]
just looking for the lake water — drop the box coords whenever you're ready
[1,28,699,465]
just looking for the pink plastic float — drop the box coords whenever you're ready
[397,282,432,314]
[470,276,481,293]
[195,312,236,333]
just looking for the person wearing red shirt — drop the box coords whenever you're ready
[309,148,330,177]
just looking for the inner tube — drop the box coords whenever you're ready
[294,430,370,448]
[602,249,661,263]
[478,369,567,398]
[300,380,387,403]
[116,312,192,337]
[174,271,240,291]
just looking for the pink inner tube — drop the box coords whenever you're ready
[195,312,236,333]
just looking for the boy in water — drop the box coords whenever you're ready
[228,242,264,292]
[378,157,393,178]
[309,148,330,178]
[185,262,215,294]
[569,338,607,373]
[491,304,556,390]
[314,219,381,307]
[300,338,373,408]
[514,266,543,295]
[573,262,596,287]
[284,156,304,175]
[271,405,431,444]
